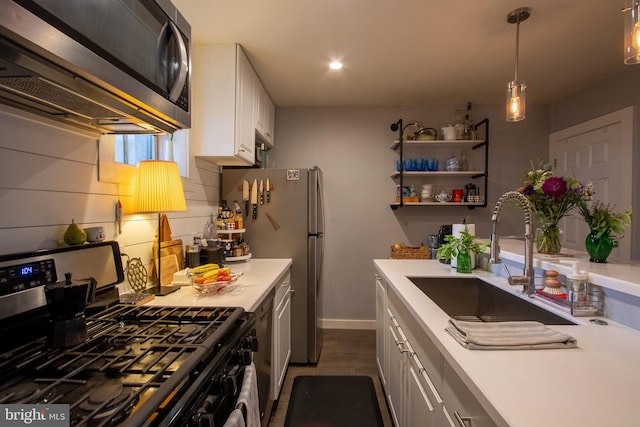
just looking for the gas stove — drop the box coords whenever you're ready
[0,244,257,427]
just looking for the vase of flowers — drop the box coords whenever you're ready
[577,200,632,263]
[518,161,591,254]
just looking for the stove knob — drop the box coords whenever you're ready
[239,348,253,366]
[222,374,237,396]
[243,335,259,351]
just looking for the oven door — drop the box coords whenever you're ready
[159,325,258,427]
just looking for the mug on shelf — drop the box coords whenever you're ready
[84,226,106,242]
[452,189,463,202]
[442,126,457,140]
[435,191,451,203]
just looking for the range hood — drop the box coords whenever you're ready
[0,0,191,135]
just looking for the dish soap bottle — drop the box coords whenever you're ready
[560,260,589,309]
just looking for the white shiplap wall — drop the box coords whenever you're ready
[0,107,221,291]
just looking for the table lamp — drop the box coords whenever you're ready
[134,160,186,295]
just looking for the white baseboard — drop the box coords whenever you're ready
[319,318,376,330]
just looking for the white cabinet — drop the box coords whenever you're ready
[191,43,257,165]
[379,275,443,427]
[375,274,388,388]
[442,360,496,427]
[254,80,275,148]
[271,271,291,400]
[376,274,497,427]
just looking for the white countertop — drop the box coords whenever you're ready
[496,238,640,297]
[145,258,292,312]
[374,259,640,427]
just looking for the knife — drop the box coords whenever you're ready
[242,179,250,217]
[251,179,258,219]
[259,180,264,205]
[266,178,271,203]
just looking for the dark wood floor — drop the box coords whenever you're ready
[267,329,393,427]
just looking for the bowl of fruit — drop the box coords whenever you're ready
[188,263,243,295]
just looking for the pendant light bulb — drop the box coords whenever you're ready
[505,7,530,122]
[623,0,640,64]
[506,80,526,122]
[633,21,640,50]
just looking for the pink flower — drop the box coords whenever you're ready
[541,177,567,199]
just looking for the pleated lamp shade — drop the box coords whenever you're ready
[134,160,187,213]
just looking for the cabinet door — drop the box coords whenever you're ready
[442,360,497,427]
[406,348,443,427]
[255,81,275,148]
[387,312,407,427]
[235,47,256,163]
[271,272,291,400]
[375,275,387,387]
[272,288,291,399]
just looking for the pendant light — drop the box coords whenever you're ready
[623,0,640,64]
[506,7,531,122]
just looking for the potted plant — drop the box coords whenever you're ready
[576,200,632,263]
[436,226,487,273]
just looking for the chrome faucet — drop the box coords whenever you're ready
[489,191,536,296]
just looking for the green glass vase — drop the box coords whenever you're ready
[456,251,472,274]
[536,223,561,254]
[585,231,614,263]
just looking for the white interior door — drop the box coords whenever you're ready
[549,107,633,260]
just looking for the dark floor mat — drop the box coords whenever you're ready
[284,375,384,427]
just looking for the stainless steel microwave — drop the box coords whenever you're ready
[0,0,190,134]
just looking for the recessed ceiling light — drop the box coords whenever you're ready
[329,61,343,70]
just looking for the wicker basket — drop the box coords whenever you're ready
[390,245,431,260]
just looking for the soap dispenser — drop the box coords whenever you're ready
[560,260,589,308]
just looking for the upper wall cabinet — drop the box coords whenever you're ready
[255,77,275,148]
[191,44,275,165]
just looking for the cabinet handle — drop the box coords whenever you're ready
[454,411,471,427]
[397,341,410,353]
[374,273,381,280]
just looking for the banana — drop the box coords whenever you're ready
[189,263,219,274]
[202,268,221,278]
[203,267,231,279]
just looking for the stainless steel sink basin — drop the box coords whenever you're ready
[409,277,576,325]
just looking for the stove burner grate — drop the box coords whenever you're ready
[77,382,139,424]
[0,382,56,404]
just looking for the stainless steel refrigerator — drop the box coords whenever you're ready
[222,167,324,364]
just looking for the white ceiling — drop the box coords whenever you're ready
[175,0,627,108]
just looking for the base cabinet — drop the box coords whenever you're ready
[271,271,291,400]
[375,273,497,427]
[375,274,388,388]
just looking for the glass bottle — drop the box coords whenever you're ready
[460,149,469,171]
[215,206,225,230]
[234,201,243,229]
[453,108,464,140]
[463,102,476,140]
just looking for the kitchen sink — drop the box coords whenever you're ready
[409,277,576,325]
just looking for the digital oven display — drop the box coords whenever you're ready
[0,259,54,297]
[14,263,39,278]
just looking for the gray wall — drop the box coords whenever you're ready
[270,103,549,323]
[550,65,640,259]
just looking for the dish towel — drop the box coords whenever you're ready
[236,362,261,427]
[223,408,246,427]
[446,319,578,350]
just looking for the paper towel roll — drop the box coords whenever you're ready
[452,223,475,238]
